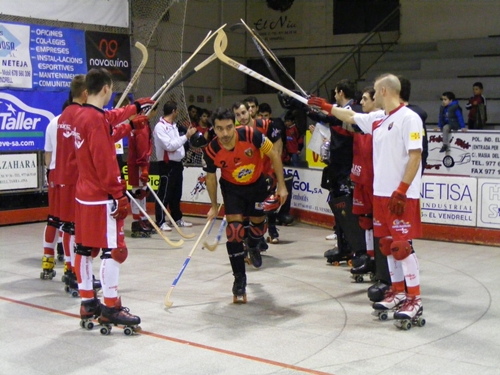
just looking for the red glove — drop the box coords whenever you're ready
[139,166,149,184]
[111,195,129,220]
[388,182,410,216]
[131,115,149,130]
[134,97,156,114]
[307,96,333,113]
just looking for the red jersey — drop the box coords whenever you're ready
[73,104,135,202]
[203,126,273,185]
[127,126,152,167]
[351,132,373,187]
[285,124,303,154]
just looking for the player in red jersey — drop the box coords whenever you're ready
[203,107,287,303]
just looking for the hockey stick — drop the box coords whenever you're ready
[149,24,227,107]
[125,191,184,248]
[213,30,308,105]
[161,33,228,93]
[115,42,148,108]
[239,19,308,97]
[202,216,227,252]
[146,183,196,239]
[164,204,222,308]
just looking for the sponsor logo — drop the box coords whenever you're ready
[410,131,421,141]
[233,164,255,183]
[392,218,411,234]
[0,92,53,131]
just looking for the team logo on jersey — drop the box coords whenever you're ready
[244,148,253,157]
[392,219,410,234]
[387,122,394,131]
[232,164,256,183]
[271,128,280,138]
[410,131,421,141]
[74,130,84,149]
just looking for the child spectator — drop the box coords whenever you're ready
[465,82,487,129]
[284,111,303,166]
[436,91,466,153]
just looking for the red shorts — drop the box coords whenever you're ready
[58,184,76,223]
[128,163,140,187]
[74,199,126,249]
[352,183,373,216]
[373,196,422,240]
[47,173,60,218]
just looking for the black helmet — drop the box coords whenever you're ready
[190,131,208,148]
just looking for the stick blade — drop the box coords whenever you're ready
[202,240,218,252]
[164,298,173,308]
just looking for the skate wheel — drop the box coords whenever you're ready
[51,270,56,279]
[417,317,426,327]
[71,290,79,298]
[266,237,271,243]
[354,275,364,283]
[85,321,94,330]
[64,285,69,292]
[379,312,388,321]
[80,320,85,329]
[100,326,111,335]
[398,320,412,330]
[40,272,44,279]
[123,327,133,336]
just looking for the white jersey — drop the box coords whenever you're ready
[43,115,60,170]
[154,117,187,162]
[354,105,423,198]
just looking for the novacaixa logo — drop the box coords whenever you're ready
[0,92,53,131]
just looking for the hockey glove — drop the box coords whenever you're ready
[139,166,149,184]
[130,115,149,130]
[134,97,155,115]
[307,96,333,113]
[111,195,129,220]
[387,182,410,216]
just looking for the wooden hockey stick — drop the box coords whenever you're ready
[145,183,196,239]
[202,216,227,252]
[125,191,184,248]
[239,19,308,97]
[213,30,308,105]
[164,204,222,308]
[149,24,227,108]
[115,42,148,108]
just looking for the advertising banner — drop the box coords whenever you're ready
[420,174,477,226]
[0,152,38,190]
[86,31,131,82]
[477,178,500,229]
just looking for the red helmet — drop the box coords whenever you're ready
[263,194,280,213]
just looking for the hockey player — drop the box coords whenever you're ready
[122,95,153,238]
[73,68,154,329]
[311,74,424,323]
[203,107,287,302]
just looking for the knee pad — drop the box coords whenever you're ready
[61,221,75,235]
[249,220,267,240]
[391,241,412,261]
[74,244,92,256]
[379,237,392,257]
[358,215,373,230]
[91,247,100,258]
[111,247,128,263]
[47,215,61,229]
[226,242,245,258]
[226,221,245,243]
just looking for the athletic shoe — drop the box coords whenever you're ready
[176,219,193,227]
[394,296,422,320]
[325,233,337,240]
[160,223,172,232]
[372,289,406,310]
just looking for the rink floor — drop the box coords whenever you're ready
[1,217,499,375]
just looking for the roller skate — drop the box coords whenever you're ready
[266,225,279,244]
[372,289,406,321]
[367,280,391,302]
[98,297,141,336]
[393,296,425,330]
[324,247,352,266]
[56,242,64,262]
[79,296,103,330]
[276,213,294,226]
[232,273,247,304]
[350,254,375,283]
[64,270,79,297]
[258,237,268,252]
[142,219,156,234]
[131,220,151,238]
[246,246,262,269]
[40,256,56,280]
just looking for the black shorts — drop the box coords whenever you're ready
[220,174,268,217]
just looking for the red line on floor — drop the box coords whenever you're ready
[0,295,335,375]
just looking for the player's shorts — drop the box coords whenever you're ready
[58,184,76,223]
[74,199,126,249]
[372,196,422,240]
[352,183,373,216]
[220,174,268,218]
[47,172,60,218]
[127,163,141,187]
